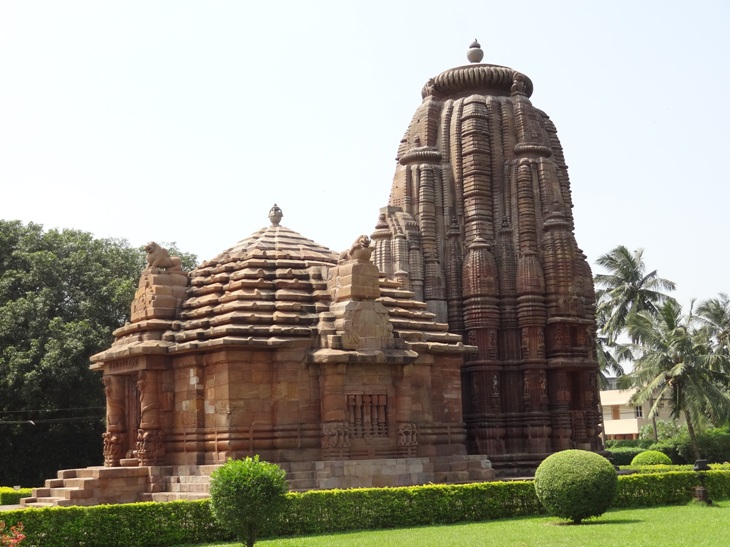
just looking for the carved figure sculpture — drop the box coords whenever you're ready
[339,235,373,262]
[102,432,123,467]
[102,375,125,432]
[144,242,182,271]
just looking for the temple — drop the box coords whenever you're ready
[371,40,602,471]
[23,41,601,507]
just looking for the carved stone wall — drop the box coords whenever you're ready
[87,223,478,479]
[373,53,603,468]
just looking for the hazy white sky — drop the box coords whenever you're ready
[1,1,728,310]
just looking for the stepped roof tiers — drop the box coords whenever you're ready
[83,206,493,500]
[370,41,603,471]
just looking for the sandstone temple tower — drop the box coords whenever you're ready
[371,41,602,471]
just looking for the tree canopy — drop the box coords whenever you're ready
[0,220,196,485]
[623,300,730,459]
[594,245,676,345]
[593,245,676,386]
[594,244,730,457]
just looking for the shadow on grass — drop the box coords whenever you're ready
[548,518,643,526]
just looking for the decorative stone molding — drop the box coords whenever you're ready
[321,422,351,448]
[136,428,165,466]
[397,423,418,447]
[102,432,123,467]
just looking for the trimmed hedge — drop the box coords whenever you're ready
[4,471,730,546]
[620,463,730,474]
[0,501,231,547]
[277,480,542,536]
[605,439,654,449]
[613,471,697,507]
[0,487,32,505]
[606,447,646,465]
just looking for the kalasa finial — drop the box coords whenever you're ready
[467,39,484,63]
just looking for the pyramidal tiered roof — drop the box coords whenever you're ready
[92,205,472,363]
[164,216,339,352]
[376,280,469,353]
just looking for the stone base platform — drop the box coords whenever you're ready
[282,454,494,490]
[21,455,494,507]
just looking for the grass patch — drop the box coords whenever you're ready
[182,502,728,547]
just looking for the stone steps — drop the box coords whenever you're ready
[21,466,151,508]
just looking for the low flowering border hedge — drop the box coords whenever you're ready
[3,471,729,546]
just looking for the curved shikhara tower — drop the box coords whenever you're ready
[371,42,603,471]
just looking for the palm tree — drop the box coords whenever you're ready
[595,305,625,388]
[593,245,676,440]
[594,245,676,344]
[696,293,730,356]
[623,300,730,460]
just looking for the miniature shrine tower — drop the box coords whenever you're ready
[371,41,603,472]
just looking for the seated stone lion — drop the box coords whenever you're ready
[145,242,182,271]
[339,235,372,262]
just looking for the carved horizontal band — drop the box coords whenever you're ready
[425,65,534,98]
[398,148,442,165]
[513,143,553,157]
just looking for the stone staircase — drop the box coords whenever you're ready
[21,466,151,507]
[141,465,218,502]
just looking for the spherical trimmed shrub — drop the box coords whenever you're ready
[534,449,618,524]
[631,449,672,466]
[209,455,289,547]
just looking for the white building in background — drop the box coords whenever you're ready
[600,383,678,441]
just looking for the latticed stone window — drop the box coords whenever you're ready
[347,394,388,438]
[634,406,643,418]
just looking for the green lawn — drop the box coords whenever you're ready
[186,502,728,547]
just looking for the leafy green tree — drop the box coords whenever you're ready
[622,300,730,461]
[0,221,197,485]
[209,456,289,547]
[639,419,686,441]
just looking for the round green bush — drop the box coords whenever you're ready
[631,449,673,466]
[209,455,289,547]
[534,449,618,523]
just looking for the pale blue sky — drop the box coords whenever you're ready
[1,1,728,310]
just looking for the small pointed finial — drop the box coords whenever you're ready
[268,203,283,226]
[467,39,484,64]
